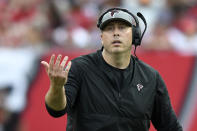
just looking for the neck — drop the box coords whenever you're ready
[102,50,131,69]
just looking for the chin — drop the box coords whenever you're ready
[112,47,131,54]
[111,48,125,54]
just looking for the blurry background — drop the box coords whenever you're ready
[0,0,196,131]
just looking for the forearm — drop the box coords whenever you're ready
[45,85,66,111]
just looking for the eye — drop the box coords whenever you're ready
[119,25,127,30]
[104,26,114,31]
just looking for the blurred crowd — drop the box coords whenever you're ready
[0,0,196,52]
[0,0,196,130]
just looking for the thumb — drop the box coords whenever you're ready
[41,61,49,73]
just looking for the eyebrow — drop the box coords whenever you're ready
[106,22,131,27]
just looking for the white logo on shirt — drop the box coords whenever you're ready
[137,84,143,91]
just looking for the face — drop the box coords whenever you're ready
[101,21,133,55]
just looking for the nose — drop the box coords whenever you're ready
[113,27,120,37]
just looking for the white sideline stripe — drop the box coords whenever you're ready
[179,59,197,131]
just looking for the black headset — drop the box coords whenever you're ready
[97,7,147,47]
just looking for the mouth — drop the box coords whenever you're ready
[112,40,122,44]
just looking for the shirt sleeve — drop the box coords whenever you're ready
[64,59,82,113]
[45,59,82,117]
[45,102,67,118]
[151,71,183,131]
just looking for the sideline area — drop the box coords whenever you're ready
[21,50,195,131]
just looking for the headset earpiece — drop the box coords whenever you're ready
[132,25,141,46]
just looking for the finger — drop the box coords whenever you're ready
[49,54,55,71]
[55,54,62,66]
[53,55,62,72]
[65,61,72,74]
[60,56,68,70]
[41,61,49,73]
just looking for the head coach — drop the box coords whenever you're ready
[41,7,183,131]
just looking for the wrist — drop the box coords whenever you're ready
[50,84,64,92]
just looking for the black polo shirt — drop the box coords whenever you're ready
[46,50,182,131]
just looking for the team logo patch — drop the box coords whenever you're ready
[110,10,119,17]
[137,84,143,91]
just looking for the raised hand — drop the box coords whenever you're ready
[41,54,72,89]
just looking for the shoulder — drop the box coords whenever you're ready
[132,57,167,92]
[71,51,98,66]
[134,57,158,74]
[133,56,160,83]
[70,50,100,73]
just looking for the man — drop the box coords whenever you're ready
[41,8,183,131]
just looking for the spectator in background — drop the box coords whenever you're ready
[50,0,123,50]
[49,0,98,49]
[122,0,166,34]
[0,47,39,131]
[0,0,48,130]
[142,21,173,51]
[166,1,197,55]
[141,0,197,54]
[167,16,197,55]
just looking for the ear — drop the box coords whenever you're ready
[101,40,103,46]
[100,32,103,38]
[100,33,103,46]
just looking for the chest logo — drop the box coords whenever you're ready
[110,10,119,17]
[137,84,143,91]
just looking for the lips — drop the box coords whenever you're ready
[112,40,122,44]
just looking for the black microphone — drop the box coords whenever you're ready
[137,12,147,44]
